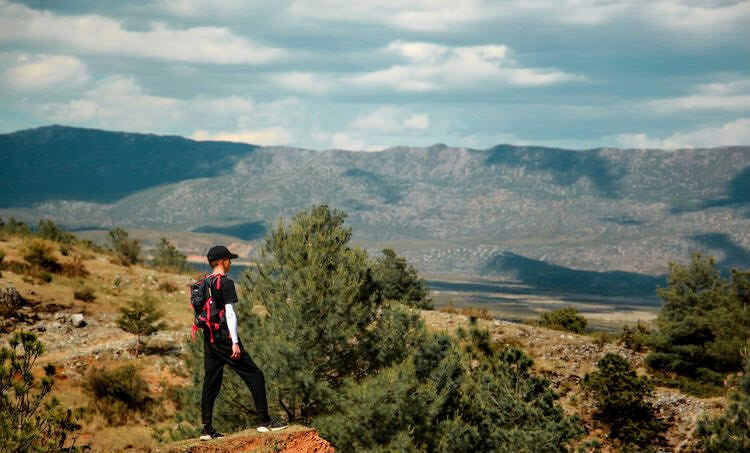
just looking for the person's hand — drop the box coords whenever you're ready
[231,343,241,360]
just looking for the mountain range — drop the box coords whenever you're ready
[3,125,750,298]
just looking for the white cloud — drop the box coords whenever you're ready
[404,113,429,129]
[351,40,582,91]
[6,54,88,91]
[616,118,750,149]
[332,132,366,150]
[650,1,750,29]
[0,0,284,64]
[192,127,290,145]
[350,106,429,133]
[650,78,750,111]
[273,72,331,94]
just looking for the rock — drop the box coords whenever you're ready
[71,313,86,327]
[0,285,26,316]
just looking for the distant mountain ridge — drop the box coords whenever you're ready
[2,125,750,291]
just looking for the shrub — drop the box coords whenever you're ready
[107,227,141,266]
[583,353,665,449]
[0,248,4,277]
[22,239,61,273]
[539,307,588,334]
[73,286,96,303]
[158,280,179,293]
[0,217,31,237]
[82,364,152,425]
[116,295,166,357]
[646,254,750,393]
[1,332,81,451]
[696,355,750,452]
[372,248,433,309]
[316,326,584,452]
[439,303,493,320]
[152,237,191,273]
[36,219,76,244]
[61,254,89,278]
[620,322,651,352]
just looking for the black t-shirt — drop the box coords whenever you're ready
[212,275,238,306]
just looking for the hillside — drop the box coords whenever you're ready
[2,125,750,296]
[0,234,728,452]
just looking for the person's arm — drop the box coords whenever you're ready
[225,303,239,344]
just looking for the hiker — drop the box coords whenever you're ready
[195,245,288,440]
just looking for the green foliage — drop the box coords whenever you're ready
[82,364,152,425]
[152,237,191,273]
[0,332,80,452]
[239,205,423,421]
[620,322,651,352]
[0,217,31,237]
[539,307,587,334]
[372,248,433,309]
[316,326,583,452]
[36,219,75,244]
[116,295,166,357]
[583,353,665,449]
[73,286,96,303]
[22,239,61,273]
[107,227,141,266]
[696,355,750,452]
[646,253,750,393]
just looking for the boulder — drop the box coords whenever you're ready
[0,285,25,317]
[70,313,86,328]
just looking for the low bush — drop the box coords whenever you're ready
[438,303,493,320]
[158,280,179,293]
[583,353,665,450]
[0,249,4,277]
[372,248,433,309]
[23,239,61,273]
[82,364,152,425]
[152,237,191,273]
[539,307,588,334]
[620,322,651,352]
[61,255,89,278]
[73,286,96,303]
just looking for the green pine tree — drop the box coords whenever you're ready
[372,248,433,309]
[0,332,80,452]
[116,295,166,357]
[646,253,750,393]
[152,237,191,273]
[696,355,750,452]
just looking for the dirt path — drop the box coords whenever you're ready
[156,426,334,453]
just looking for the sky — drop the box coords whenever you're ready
[0,0,749,151]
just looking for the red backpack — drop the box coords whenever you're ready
[189,273,227,343]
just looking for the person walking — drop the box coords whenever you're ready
[198,245,288,440]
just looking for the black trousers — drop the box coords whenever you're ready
[201,338,270,425]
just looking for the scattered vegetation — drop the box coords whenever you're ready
[116,295,166,357]
[36,218,76,244]
[0,216,32,237]
[73,286,96,303]
[157,280,179,293]
[538,307,588,334]
[646,253,750,395]
[0,248,4,277]
[107,227,141,266]
[82,364,153,425]
[438,302,493,320]
[1,332,81,452]
[372,247,433,309]
[152,237,192,273]
[61,254,89,278]
[583,353,665,451]
[696,355,750,452]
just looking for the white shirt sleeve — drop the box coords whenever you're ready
[225,303,239,344]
